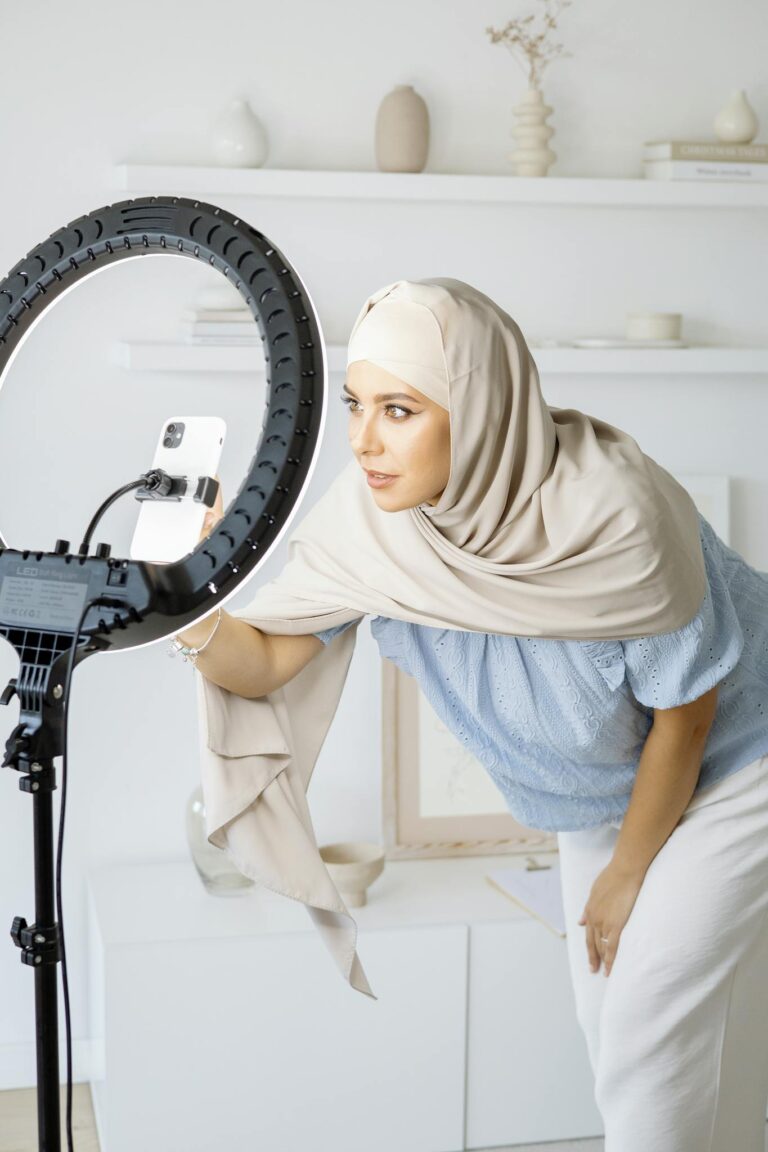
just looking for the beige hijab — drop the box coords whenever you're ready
[195,277,706,1000]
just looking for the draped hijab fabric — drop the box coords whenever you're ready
[195,277,707,999]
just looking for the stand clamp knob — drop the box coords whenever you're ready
[10,917,61,966]
[2,723,30,769]
[0,679,17,706]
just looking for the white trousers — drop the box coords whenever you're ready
[557,752,768,1152]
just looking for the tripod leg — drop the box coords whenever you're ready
[33,787,61,1152]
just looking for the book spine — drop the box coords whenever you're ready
[181,309,253,323]
[644,141,768,162]
[182,321,260,336]
[183,335,260,345]
[643,159,768,181]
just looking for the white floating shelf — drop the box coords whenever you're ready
[112,342,768,376]
[112,165,768,209]
[111,342,347,374]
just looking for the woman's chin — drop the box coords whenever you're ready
[370,488,412,512]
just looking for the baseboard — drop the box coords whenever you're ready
[0,1038,96,1091]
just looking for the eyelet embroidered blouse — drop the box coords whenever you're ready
[313,514,768,832]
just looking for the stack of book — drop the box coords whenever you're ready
[181,307,260,344]
[643,140,768,182]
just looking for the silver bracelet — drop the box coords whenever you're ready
[168,607,223,666]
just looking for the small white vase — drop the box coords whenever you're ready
[375,84,430,173]
[713,89,759,144]
[510,86,556,177]
[211,97,269,167]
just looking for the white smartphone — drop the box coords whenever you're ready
[129,415,226,563]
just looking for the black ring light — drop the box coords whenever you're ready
[0,195,326,646]
[0,196,327,1151]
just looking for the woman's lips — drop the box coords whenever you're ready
[365,470,398,488]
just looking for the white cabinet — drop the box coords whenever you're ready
[87,856,603,1151]
[467,922,603,1147]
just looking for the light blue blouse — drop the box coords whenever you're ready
[314,513,768,832]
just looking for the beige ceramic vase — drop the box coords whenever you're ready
[375,84,430,172]
[510,86,556,177]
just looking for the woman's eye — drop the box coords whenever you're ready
[339,394,412,419]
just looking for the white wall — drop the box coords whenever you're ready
[0,0,767,1088]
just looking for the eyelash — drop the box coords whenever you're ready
[339,393,413,420]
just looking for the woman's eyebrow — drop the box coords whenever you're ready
[342,384,419,403]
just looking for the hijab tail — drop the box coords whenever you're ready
[194,618,378,998]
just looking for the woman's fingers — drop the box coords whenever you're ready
[579,910,611,974]
[579,911,599,971]
[593,926,611,975]
[212,473,224,517]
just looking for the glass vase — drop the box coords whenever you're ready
[185,785,256,896]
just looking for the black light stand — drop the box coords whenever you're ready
[0,196,326,1150]
[3,612,109,1152]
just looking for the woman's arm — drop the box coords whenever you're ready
[173,478,325,698]
[176,610,324,699]
[609,683,720,878]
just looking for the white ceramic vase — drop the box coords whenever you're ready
[211,97,269,167]
[375,84,430,173]
[713,89,759,144]
[510,86,556,177]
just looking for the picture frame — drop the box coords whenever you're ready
[672,472,731,544]
[381,473,731,860]
[381,658,559,860]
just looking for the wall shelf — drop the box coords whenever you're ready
[112,164,768,209]
[112,341,768,376]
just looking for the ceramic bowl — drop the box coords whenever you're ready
[319,841,386,907]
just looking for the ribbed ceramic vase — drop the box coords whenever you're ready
[375,84,430,172]
[211,97,268,167]
[713,89,759,144]
[185,785,256,896]
[510,86,556,177]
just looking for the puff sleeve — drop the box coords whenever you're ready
[620,572,744,709]
[313,619,357,645]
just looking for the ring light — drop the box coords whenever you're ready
[0,195,327,649]
[0,196,328,1151]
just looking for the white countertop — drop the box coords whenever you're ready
[87,851,558,944]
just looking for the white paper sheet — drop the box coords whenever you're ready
[485,862,567,937]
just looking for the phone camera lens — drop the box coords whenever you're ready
[167,423,177,435]
[163,436,173,448]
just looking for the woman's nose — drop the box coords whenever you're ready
[349,412,383,451]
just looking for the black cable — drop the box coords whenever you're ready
[57,594,99,1152]
[79,477,151,553]
[79,468,178,553]
[55,468,212,1146]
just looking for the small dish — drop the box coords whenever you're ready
[570,338,689,349]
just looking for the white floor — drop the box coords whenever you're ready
[476,1142,603,1151]
[476,1129,768,1152]
[2,1086,768,1152]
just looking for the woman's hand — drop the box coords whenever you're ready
[578,861,646,976]
[199,473,224,543]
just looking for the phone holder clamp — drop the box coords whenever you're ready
[134,469,219,507]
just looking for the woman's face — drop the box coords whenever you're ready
[343,360,451,511]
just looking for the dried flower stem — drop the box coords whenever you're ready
[486,0,573,88]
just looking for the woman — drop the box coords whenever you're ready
[176,278,768,1152]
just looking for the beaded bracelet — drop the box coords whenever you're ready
[168,607,223,667]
